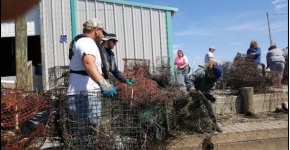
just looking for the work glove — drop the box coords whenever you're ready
[251,53,256,55]
[126,78,136,86]
[205,94,216,103]
[98,78,117,98]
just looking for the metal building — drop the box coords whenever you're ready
[1,0,178,90]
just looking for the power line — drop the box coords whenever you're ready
[273,13,288,15]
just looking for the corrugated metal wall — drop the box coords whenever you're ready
[40,0,72,89]
[76,0,168,72]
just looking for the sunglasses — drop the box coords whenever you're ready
[111,40,118,43]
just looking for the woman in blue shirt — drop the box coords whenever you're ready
[247,40,261,63]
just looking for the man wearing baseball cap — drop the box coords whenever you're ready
[204,46,216,64]
[100,33,136,86]
[68,18,115,97]
[185,61,224,133]
[67,18,116,149]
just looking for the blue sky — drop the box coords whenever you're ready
[126,0,289,69]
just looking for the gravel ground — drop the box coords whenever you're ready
[217,111,288,125]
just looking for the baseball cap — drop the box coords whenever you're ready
[84,18,108,34]
[212,65,223,81]
[209,46,216,50]
[102,33,118,41]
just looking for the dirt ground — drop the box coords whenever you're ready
[217,111,288,125]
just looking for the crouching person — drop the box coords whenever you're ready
[185,61,223,132]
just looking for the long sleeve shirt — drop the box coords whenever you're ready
[247,47,261,63]
[185,64,216,96]
[100,46,127,83]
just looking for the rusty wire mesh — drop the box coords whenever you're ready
[1,89,53,150]
[116,58,181,106]
[115,58,221,144]
[155,56,171,68]
[48,89,143,150]
[42,54,287,149]
[48,66,70,90]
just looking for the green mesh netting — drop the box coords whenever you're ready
[138,106,167,142]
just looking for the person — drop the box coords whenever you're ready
[185,61,224,132]
[174,50,190,87]
[2,0,39,21]
[266,45,285,86]
[100,33,136,86]
[247,40,261,63]
[66,18,116,149]
[204,46,216,64]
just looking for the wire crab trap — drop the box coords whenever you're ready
[48,66,70,90]
[220,52,272,94]
[168,91,222,135]
[1,89,53,150]
[155,56,170,68]
[152,57,174,88]
[123,58,151,78]
[51,89,143,150]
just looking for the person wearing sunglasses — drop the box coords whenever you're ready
[100,33,136,86]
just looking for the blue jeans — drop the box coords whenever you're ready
[65,94,102,149]
[269,62,285,78]
[177,67,189,87]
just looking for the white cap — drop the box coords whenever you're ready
[209,46,216,50]
[84,18,108,34]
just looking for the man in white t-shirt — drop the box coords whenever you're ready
[204,46,216,64]
[66,18,116,149]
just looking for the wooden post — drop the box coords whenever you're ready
[27,61,33,90]
[242,87,255,114]
[15,14,28,131]
[15,14,28,91]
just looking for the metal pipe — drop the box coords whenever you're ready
[266,12,273,46]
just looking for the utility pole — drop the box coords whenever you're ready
[266,12,273,46]
[15,14,28,91]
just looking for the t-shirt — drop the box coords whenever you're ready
[68,37,102,93]
[204,51,215,63]
[175,56,188,68]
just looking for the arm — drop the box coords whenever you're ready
[111,61,127,83]
[282,51,285,57]
[185,68,204,86]
[78,39,115,97]
[174,57,178,68]
[82,54,104,83]
[185,73,197,86]
[204,82,216,103]
[204,83,215,96]
[78,39,104,83]
[256,47,261,56]
[246,49,251,55]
